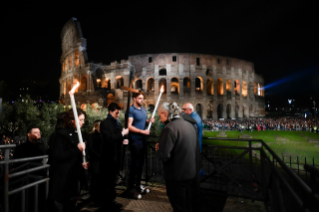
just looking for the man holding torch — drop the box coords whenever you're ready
[127,91,154,197]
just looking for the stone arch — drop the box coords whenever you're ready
[73,78,79,93]
[217,104,223,119]
[159,78,167,94]
[74,50,80,67]
[95,69,104,88]
[79,76,87,92]
[146,77,155,92]
[116,76,124,89]
[258,83,261,96]
[196,104,203,119]
[206,78,214,95]
[235,105,239,119]
[234,79,240,95]
[183,77,191,94]
[159,68,167,76]
[67,80,72,92]
[226,79,232,99]
[135,79,143,90]
[195,77,203,92]
[226,104,231,119]
[101,78,110,89]
[170,77,179,94]
[106,93,114,106]
[254,83,257,94]
[217,78,224,96]
[242,81,247,97]
[207,101,213,119]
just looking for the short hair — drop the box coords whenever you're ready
[161,102,182,121]
[27,126,40,134]
[108,102,122,112]
[64,108,87,128]
[132,91,145,99]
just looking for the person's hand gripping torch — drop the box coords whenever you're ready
[147,85,164,130]
[69,82,87,163]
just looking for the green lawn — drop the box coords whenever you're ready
[203,130,319,165]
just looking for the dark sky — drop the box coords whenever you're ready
[2,1,319,106]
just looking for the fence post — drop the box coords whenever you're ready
[4,148,10,212]
[305,157,307,181]
[297,156,299,175]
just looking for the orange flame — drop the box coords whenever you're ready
[69,82,80,95]
[160,85,164,93]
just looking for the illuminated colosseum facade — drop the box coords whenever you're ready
[59,18,265,120]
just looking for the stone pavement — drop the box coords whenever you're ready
[78,184,266,212]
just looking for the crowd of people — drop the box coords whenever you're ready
[203,117,319,133]
[1,91,204,212]
[4,93,317,211]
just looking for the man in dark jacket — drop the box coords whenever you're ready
[13,126,46,169]
[156,102,201,212]
[99,102,129,211]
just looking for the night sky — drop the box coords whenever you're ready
[2,1,319,107]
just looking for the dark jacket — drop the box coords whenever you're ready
[87,130,103,174]
[157,117,201,181]
[12,139,46,169]
[48,127,85,201]
[99,115,124,169]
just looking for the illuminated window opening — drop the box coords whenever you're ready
[183,77,191,93]
[242,81,247,97]
[68,55,73,69]
[217,78,224,96]
[171,77,179,94]
[74,50,80,67]
[79,77,87,92]
[234,79,240,95]
[195,77,203,92]
[147,78,155,92]
[206,79,214,95]
[159,78,167,94]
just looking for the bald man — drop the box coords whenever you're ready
[182,103,203,153]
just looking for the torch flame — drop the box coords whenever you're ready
[69,82,80,95]
[160,85,164,93]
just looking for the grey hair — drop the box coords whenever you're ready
[161,102,182,121]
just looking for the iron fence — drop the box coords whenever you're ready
[0,144,49,212]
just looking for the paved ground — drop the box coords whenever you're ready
[78,184,267,212]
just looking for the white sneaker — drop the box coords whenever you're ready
[129,188,142,199]
[140,185,150,194]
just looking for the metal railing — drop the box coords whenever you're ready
[136,137,319,212]
[0,144,50,212]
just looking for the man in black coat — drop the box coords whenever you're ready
[99,102,129,211]
[12,126,46,170]
[156,102,202,212]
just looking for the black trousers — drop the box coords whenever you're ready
[128,139,146,190]
[165,179,193,212]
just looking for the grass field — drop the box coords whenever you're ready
[203,130,319,165]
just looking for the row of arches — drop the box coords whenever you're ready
[63,74,264,98]
[62,50,80,72]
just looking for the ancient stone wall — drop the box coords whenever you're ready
[59,19,265,120]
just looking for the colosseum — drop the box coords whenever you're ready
[59,18,265,120]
